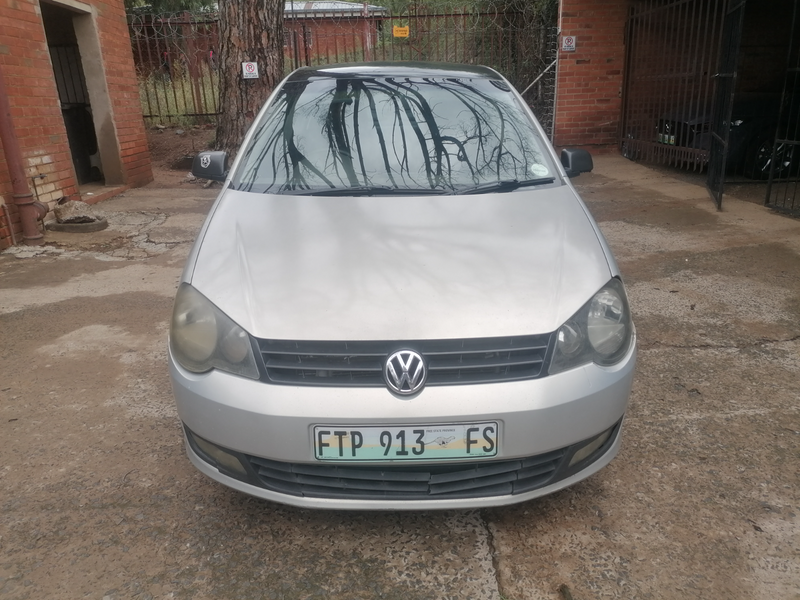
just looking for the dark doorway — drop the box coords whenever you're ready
[766,0,800,214]
[41,1,103,185]
[620,0,795,208]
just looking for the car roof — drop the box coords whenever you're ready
[287,62,503,82]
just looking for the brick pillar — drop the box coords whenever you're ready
[555,0,631,151]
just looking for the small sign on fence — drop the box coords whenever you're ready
[393,26,410,38]
[242,62,259,79]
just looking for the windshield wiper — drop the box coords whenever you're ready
[451,177,556,195]
[298,186,450,197]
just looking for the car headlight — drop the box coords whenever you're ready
[170,283,259,379]
[549,278,633,375]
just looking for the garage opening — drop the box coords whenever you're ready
[620,0,795,207]
[766,0,800,215]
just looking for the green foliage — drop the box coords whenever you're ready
[124,0,215,16]
[369,0,557,22]
[369,0,477,16]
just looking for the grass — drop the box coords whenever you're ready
[139,64,219,127]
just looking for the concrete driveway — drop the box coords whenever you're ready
[1,157,798,599]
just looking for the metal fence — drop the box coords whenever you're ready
[129,13,220,123]
[707,0,745,208]
[128,5,558,137]
[620,0,726,171]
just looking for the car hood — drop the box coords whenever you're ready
[189,186,612,340]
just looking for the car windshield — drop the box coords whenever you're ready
[231,74,557,195]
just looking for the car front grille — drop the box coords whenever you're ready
[247,448,566,500]
[256,334,553,387]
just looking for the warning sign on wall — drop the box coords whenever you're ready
[242,62,259,79]
[393,26,410,38]
[561,36,576,52]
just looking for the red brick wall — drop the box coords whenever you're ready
[285,18,381,64]
[555,0,631,150]
[0,0,74,248]
[0,0,152,249]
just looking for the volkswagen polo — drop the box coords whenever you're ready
[169,62,636,510]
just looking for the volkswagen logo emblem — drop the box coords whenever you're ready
[384,350,427,396]
[200,154,211,169]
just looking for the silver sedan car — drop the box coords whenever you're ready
[169,62,636,510]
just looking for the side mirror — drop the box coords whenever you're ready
[192,151,229,182]
[561,149,593,178]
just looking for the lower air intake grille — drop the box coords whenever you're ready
[257,334,553,387]
[247,449,566,500]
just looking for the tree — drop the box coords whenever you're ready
[215,0,284,156]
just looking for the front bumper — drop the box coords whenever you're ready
[169,339,636,510]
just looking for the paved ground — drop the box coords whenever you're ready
[1,157,798,600]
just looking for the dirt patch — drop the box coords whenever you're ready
[146,125,218,189]
[147,125,215,169]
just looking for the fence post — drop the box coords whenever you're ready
[184,11,205,116]
[362,2,373,61]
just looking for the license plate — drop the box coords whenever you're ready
[313,423,498,461]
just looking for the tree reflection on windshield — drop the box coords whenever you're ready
[235,75,552,194]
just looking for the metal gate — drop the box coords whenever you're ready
[766,0,800,214]
[129,5,559,137]
[620,0,728,170]
[128,13,220,123]
[706,0,746,208]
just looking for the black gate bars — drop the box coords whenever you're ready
[766,0,800,215]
